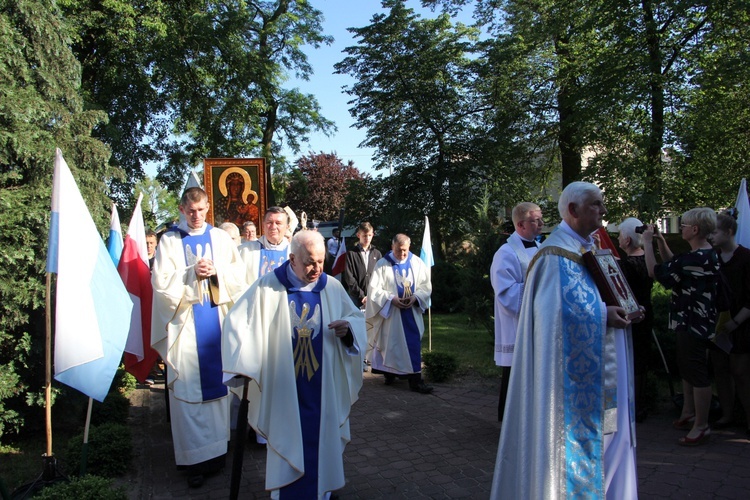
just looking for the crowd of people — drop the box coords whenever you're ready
[138,182,748,498]
[489,182,749,499]
[144,187,433,495]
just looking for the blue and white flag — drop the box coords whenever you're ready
[420,216,435,271]
[107,203,123,267]
[735,178,750,248]
[46,149,133,402]
[420,216,435,308]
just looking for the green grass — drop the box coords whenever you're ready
[424,312,502,379]
[0,430,78,494]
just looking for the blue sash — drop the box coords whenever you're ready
[258,241,288,277]
[275,262,327,499]
[559,257,604,495]
[385,251,421,372]
[176,225,227,401]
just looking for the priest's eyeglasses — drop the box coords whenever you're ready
[524,218,544,225]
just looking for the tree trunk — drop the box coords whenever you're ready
[555,34,582,188]
[642,0,664,217]
[261,101,278,207]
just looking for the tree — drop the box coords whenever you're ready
[336,0,493,257]
[284,152,364,221]
[59,0,334,205]
[584,0,720,218]
[427,0,744,221]
[134,176,179,230]
[666,0,750,212]
[0,0,115,439]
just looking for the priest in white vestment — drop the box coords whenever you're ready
[238,206,291,286]
[366,233,433,393]
[223,230,365,499]
[491,202,542,421]
[151,187,246,488]
[491,182,640,499]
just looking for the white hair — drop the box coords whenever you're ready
[617,217,644,248]
[219,222,240,241]
[558,181,601,220]
[290,229,324,256]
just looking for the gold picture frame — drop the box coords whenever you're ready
[583,249,641,320]
[203,158,266,232]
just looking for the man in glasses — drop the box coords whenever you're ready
[490,202,543,422]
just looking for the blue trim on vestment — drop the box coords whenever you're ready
[177,225,227,401]
[276,260,326,499]
[385,252,421,372]
[560,257,603,497]
[258,240,288,276]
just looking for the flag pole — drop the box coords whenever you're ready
[45,272,53,458]
[79,398,94,476]
[428,308,432,352]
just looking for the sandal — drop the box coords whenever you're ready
[678,426,710,446]
[672,415,695,431]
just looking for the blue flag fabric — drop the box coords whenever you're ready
[107,203,123,267]
[735,178,750,248]
[420,216,434,268]
[47,149,133,402]
[420,216,434,307]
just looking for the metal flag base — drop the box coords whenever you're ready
[10,454,68,499]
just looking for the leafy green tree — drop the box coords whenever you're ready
[343,175,387,231]
[134,176,179,230]
[665,1,750,212]
[336,0,493,257]
[428,0,745,220]
[60,0,334,205]
[583,0,721,219]
[0,0,115,439]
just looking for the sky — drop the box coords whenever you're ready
[283,0,387,175]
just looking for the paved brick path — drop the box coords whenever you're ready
[121,372,750,499]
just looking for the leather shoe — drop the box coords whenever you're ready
[712,419,732,430]
[678,426,710,446]
[188,474,205,488]
[384,374,395,386]
[410,381,433,394]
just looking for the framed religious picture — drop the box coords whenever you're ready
[203,157,266,231]
[582,249,642,320]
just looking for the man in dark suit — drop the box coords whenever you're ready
[343,222,382,309]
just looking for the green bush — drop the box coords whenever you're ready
[431,261,462,313]
[114,366,137,396]
[91,391,130,426]
[34,474,127,500]
[66,423,132,477]
[423,351,459,383]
